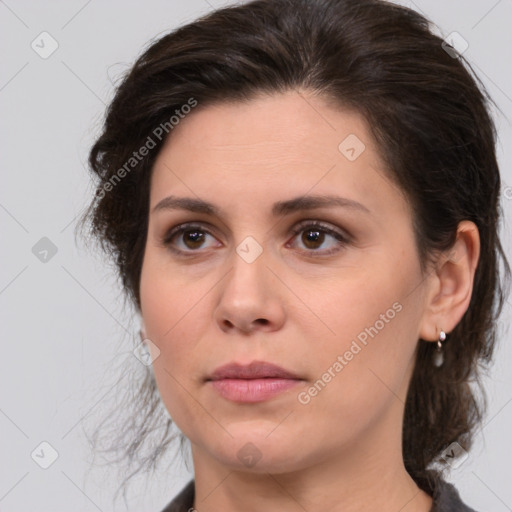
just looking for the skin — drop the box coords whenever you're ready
[139,90,480,512]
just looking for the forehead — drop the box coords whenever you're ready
[149,90,406,217]
[156,91,374,164]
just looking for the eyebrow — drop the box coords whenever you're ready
[152,194,370,216]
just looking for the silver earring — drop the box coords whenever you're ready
[433,330,446,367]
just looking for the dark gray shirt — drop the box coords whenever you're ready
[160,478,478,511]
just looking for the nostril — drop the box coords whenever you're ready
[221,318,270,331]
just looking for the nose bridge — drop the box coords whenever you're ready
[224,239,269,305]
[214,236,286,333]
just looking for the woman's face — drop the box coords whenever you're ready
[140,90,434,474]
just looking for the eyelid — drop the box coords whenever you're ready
[289,220,351,242]
[163,221,219,244]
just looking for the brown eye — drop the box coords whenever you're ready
[163,223,221,254]
[182,229,206,249]
[301,229,325,249]
[288,221,350,256]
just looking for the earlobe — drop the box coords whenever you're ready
[139,319,147,341]
[135,305,148,341]
[419,220,480,342]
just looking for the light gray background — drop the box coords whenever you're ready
[1,0,511,511]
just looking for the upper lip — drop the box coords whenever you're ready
[207,361,301,381]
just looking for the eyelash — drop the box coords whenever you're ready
[288,221,350,256]
[162,220,350,257]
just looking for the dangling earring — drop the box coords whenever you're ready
[433,330,446,367]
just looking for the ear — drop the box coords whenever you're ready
[418,220,480,341]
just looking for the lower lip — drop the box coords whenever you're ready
[209,378,301,403]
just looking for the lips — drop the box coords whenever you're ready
[207,361,303,403]
[208,361,301,381]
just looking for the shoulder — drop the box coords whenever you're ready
[159,479,195,512]
[430,478,478,512]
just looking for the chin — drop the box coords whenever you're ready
[200,428,312,474]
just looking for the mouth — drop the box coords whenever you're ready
[206,361,303,403]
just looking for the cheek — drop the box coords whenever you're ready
[140,253,210,344]
[300,256,423,428]
[139,261,209,407]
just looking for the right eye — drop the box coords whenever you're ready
[162,223,222,255]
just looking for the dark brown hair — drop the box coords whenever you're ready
[81,0,510,501]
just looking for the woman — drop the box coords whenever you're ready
[83,0,510,510]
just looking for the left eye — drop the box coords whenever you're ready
[288,222,349,254]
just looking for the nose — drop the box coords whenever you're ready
[214,249,286,335]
